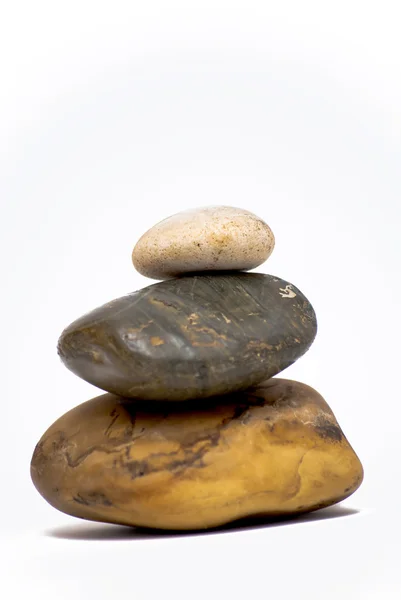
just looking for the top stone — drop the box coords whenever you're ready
[132,206,275,280]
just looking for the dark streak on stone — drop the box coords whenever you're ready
[124,403,251,480]
[73,492,113,507]
[65,443,123,468]
[314,416,343,442]
[73,493,91,506]
[125,461,153,478]
[104,412,119,437]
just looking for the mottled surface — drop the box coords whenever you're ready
[132,206,275,279]
[31,379,364,530]
[58,273,317,401]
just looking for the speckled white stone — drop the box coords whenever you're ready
[132,206,275,280]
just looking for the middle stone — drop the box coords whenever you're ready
[58,273,317,401]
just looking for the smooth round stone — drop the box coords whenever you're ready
[58,273,317,401]
[31,378,364,531]
[132,206,275,280]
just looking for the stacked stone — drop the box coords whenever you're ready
[31,206,363,531]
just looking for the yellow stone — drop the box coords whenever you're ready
[31,378,363,530]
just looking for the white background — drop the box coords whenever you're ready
[1,1,400,598]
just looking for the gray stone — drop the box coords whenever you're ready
[58,273,317,401]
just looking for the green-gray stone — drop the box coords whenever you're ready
[58,273,317,401]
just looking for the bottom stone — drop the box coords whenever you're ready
[31,379,363,530]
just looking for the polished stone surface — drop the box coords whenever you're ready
[31,378,363,530]
[58,273,317,400]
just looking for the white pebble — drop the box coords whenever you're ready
[132,206,275,280]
